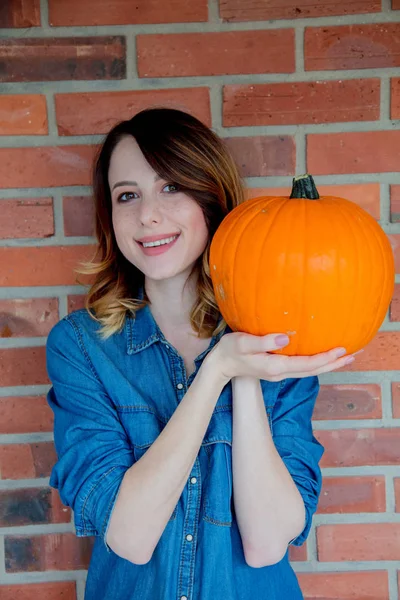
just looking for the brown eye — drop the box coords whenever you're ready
[163,183,179,193]
[117,191,136,203]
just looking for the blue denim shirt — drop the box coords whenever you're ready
[46,301,324,600]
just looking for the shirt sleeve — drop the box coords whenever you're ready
[46,316,135,553]
[263,375,324,547]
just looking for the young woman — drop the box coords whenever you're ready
[46,108,356,600]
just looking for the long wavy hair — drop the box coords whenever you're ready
[75,107,245,339]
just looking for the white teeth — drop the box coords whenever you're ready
[142,235,178,248]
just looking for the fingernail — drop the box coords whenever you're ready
[275,334,290,347]
[344,356,355,365]
[336,348,347,358]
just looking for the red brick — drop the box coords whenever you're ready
[308,131,400,175]
[5,533,93,572]
[0,146,95,189]
[0,395,53,434]
[390,284,400,322]
[0,0,41,27]
[0,95,47,135]
[223,79,380,126]
[316,428,400,467]
[63,196,94,236]
[395,478,400,511]
[0,198,54,239]
[0,487,70,526]
[317,523,400,561]
[389,234,400,273]
[298,571,389,600]
[336,332,400,372]
[305,24,400,71]
[314,384,382,420]
[224,136,295,177]
[393,382,400,418]
[247,183,380,220]
[56,88,211,135]
[0,582,76,600]
[317,476,385,513]
[0,442,56,479]
[0,298,59,338]
[289,544,307,561]
[391,78,400,119]
[137,30,295,77]
[0,347,48,387]
[0,246,96,287]
[220,0,380,21]
[390,185,400,223]
[49,0,207,25]
[0,37,125,82]
[393,0,400,7]
[67,295,87,313]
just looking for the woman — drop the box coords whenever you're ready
[46,108,356,599]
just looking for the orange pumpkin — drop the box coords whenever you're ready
[209,174,395,356]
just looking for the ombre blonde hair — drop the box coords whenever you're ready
[75,107,245,340]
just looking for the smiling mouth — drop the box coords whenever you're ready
[138,234,180,248]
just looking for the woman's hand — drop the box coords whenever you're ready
[206,332,359,385]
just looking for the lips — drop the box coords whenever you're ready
[137,232,181,244]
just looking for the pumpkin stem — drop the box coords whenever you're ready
[290,174,320,200]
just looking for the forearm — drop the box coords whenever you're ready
[106,359,226,564]
[231,376,305,567]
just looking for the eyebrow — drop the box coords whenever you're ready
[111,175,161,192]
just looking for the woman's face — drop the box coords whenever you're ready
[108,136,209,282]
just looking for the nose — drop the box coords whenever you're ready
[137,194,162,226]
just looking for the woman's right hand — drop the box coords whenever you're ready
[206,331,356,385]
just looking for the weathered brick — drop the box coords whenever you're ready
[0,442,56,479]
[389,234,400,273]
[391,78,400,119]
[0,395,53,434]
[317,476,385,513]
[298,571,389,600]
[314,384,382,420]
[393,0,400,8]
[308,131,400,175]
[0,246,96,287]
[247,183,380,219]
[0,0,41,27]
[0,298,59,338]
[288,544,307,562]
[5,533,93,572]
[390,185,400,223]
[334,331,400,371]
[137,30,295,77]
[56,88,211,135]
[0,198,54,239]
[63,196,94,237]
[220,0,380,21]
[49,0,207,25]
[223,79,380,126]
[393,382,400,418]
[0,37,126,82]
[224,136,295,177]
[0,582,77,600]
[305,24,400,71]
[390,284,400,322]
[317,523,400,561]
[68,295,87,313]
[0,347,48,387]
[0,146,95,188]
[395,478,400,511]
[316,428,400,467]
[0,487,70,526]
[0,95,47,135]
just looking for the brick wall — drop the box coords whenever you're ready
[0,1,399,599]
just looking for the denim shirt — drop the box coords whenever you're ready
[46,301,324,600]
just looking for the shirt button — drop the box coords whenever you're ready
[177,383,184,390]
[186,534,193,542]
[180,597,188,600]
[190,477,197,484]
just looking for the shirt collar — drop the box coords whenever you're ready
[126,286,227,356]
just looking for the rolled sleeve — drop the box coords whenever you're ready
[265,375,324,547]
[46,317,135,552]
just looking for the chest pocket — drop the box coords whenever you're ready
[115,407,178,521]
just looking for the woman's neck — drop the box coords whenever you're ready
[144,273,198,331]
